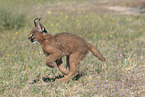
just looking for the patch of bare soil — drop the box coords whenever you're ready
[105,6,136,15]
[106,0,145,15]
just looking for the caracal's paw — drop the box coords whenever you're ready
[55,76,70,83]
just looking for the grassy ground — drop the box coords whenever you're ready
[0,0,145,96]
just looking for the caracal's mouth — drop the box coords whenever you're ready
[28,38,37,43]
[31,39,37,43]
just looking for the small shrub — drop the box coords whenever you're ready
[0,9,25,31]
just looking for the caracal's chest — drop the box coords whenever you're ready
[42,44,51,56]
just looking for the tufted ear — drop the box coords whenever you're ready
[34,17,38,27]
[33,18,47,33]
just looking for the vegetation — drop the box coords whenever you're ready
[0,9,25,31]
[0,0,144,96]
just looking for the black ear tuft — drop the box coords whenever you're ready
[35,18,47,33]
[38,18,41,21]
[34,18,39,27]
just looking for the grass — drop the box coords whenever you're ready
[0,9,25,31]
[0,0,145,96]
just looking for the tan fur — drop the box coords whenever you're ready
[28,18,105,82]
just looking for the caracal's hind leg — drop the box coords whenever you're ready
[56,58,69,75]
[58,48,88,82]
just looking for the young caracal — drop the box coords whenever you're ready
[28,18,105,82]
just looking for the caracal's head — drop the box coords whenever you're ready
[28,18,47,43]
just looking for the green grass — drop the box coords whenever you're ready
[0,9,25,31]
[0,0,145,96]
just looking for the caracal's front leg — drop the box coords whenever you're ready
[46,51,62,68]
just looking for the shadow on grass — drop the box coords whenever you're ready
[30,72,84,84]
[42,75,64,82]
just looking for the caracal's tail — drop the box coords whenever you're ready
[87,44,105,62]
